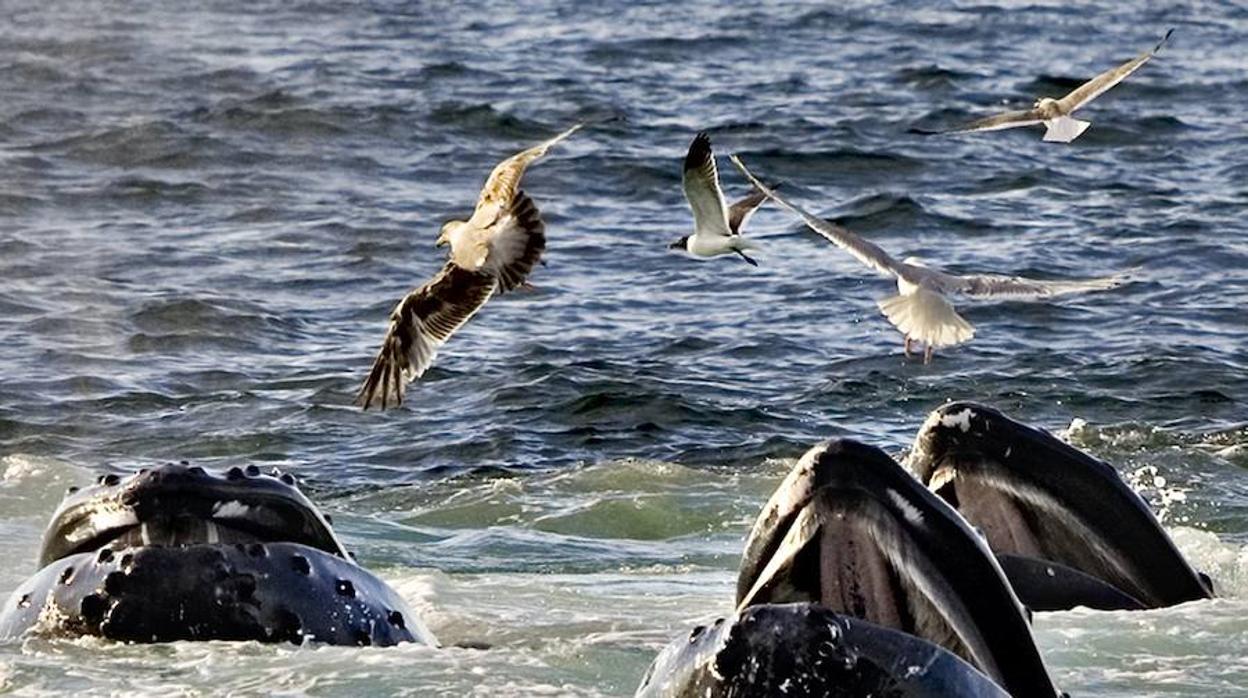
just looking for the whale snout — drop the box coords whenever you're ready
[4,463,438,647]
[40,463,346,571]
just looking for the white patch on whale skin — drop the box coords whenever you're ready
[928,465,958,495]
[63,506,139,543]
[903,406,977,474]
[212,501,252,519]
[886,489,924,526]
[938,408,975,433]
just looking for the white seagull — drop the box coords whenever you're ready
[668,132,770,266]
[730,155,1121,363]
[355,123,581,409]
[922,29,1173,143]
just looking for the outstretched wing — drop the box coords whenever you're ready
[938,108,1046,135]
[730,155,902,279]
[356,263,497,410]
[1058,29,1173,114]
[683,132,732,238]
[924,269,1121,299]
[480,190,547,293]
[473,123,582,218]
[727,183,779,235]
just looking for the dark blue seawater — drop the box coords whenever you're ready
[1,1,1246,694]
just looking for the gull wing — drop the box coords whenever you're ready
[472,123,581,220]
[727,182,780,235]
[730,155,902,279]
[940,108,1046,135]
[922,268,1121,299]
[356,263,498,410]
[1058,29,1173,114]
[682,132,732,238]
[480,190,546,293]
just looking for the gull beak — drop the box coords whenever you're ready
[435,234,448,248]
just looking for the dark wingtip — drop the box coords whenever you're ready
[684,132,713,172]
[1155,27,1175,53]
[908,126,942,136]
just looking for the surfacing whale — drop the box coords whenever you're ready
[0,463,436,647]
[638,438,1060,697]
[906,401,1213,611]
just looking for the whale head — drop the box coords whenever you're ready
[40,462,347,568]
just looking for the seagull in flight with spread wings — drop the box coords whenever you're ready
[355,123,581,409]
[731,155,1121,363]
[668,132,772,266]
[919,29,1173,143]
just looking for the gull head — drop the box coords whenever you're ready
[1033,97,1062,118]
[668,235,690,252]
[435,220,464,248]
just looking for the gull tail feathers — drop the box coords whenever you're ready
[878,289,975,349]
[1043,116,1091,143]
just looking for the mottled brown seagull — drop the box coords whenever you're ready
[668,132,772,266]
[355,123,581,409]
[731,155,1121,363]
[923,29,1172,143]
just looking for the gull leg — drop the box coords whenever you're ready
[904,336,912,359]
[924,345,934,365]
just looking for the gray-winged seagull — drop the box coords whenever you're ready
[922,29,1173,143]
[731,155,1121,363]
[355,123,581,409]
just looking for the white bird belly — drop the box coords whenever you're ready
[687,234,736,258]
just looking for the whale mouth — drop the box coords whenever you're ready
[40,464,348,567]
[732,439,1056,695]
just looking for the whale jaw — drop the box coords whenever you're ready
[907,401,1212,610]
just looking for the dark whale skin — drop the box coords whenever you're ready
[0,542,432,646]
[0,463,436,647]
[908,401,1212,610]
[636,603,1008,698]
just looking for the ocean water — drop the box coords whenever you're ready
[1,0,1246,695]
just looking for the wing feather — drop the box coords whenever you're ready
[1058,29,1172,114]
[481,190,546,293]
[942,108,1046,134]
[727,183,779,235]
[473,123,581,218]
[730,155,902,278]
[356,264,497,410]
[682,132,732,238]
[924,269,1121,298]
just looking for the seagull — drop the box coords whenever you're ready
[919,28,1173,143]
[668,132,771,266]
[355,123,581,410]
[730,155,1121,363]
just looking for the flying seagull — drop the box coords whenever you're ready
[919,28,1173,143]
[355,123,581,410]
[730,155,1120,363]
[668,132,771,266]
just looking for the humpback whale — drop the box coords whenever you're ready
[906,402,1213,611]
[0,463,437,647]
[638,438,1060,697]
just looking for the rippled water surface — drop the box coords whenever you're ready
[2,1,1247,695]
